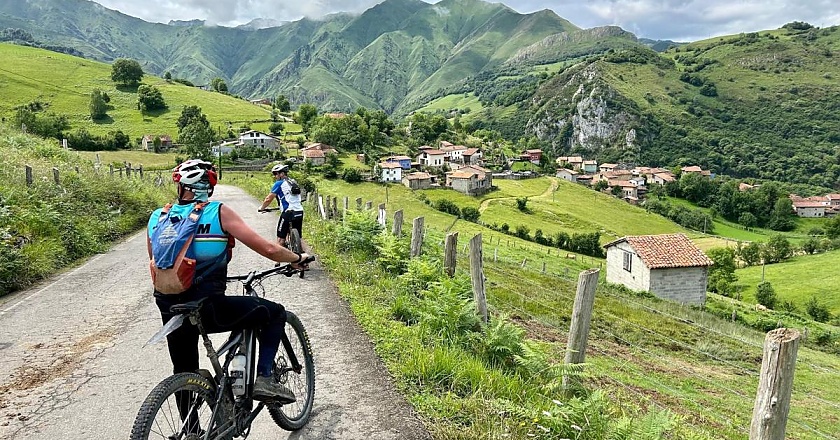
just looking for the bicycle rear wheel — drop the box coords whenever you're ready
[288,228,305,278]
[268,311,315,431]
[130,373,231,440]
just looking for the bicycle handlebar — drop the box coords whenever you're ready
[226,255,316,285]
[258,207,281,212]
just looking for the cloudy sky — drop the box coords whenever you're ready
[93,0,840,41]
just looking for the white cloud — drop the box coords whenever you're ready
[93,0,840,40]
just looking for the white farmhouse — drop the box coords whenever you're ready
[378,162,402,183]
[238,130,283,150]
[604,234,714,305]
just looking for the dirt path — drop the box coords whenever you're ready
[478,177,559,213]
[0,185,430,440]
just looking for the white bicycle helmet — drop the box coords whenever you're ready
[271,163,289,174]
[173,159,217,201]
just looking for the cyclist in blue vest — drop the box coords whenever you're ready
[258,163,304,248]
[147,159,309,403]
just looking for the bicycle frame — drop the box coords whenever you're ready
[147,263,309,439]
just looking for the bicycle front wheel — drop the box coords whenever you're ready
[268,311,315,431]
[130,372,231,440]
[288,228,305,278]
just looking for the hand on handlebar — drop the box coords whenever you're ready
[291,252,312,270]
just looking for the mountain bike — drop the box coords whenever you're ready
[258,207,304,278]
[130,258,316,440]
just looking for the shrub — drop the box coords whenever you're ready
[336,210,381,255]
[755,281,777,309]
[374,232,409,274]
[341,168,362,183]
[514,225,530,240]
[434,198,461,217]
[515,197,529,212]
[805,296,832,322]
[460,206,480,223]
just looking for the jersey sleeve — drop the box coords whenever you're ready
[147,208,164,238]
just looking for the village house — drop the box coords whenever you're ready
[826,194,840,208]
[650,172,676,185]
[142,134,173,151]
[378,162,402,183]
[239,130,283,150]
[524,149,543,164]
[301,143,337,155]
[609,180,640,200]
[739,182,757,191]
[599,163,618,173]
[556,168,579,182]
[417,149,446,168]
[402,172,433,190]
[211,140,238,156]
[576,175,594,186]
[446,165,492,196]
[301,149,326,166]
[582,160,598,174]
[249,98,272,106]
[681,165,712,178]
[462,148,482,165]
[604,234,714,305]
[791,199,827,217]
[383,155,412,170]
[440,144,469,163]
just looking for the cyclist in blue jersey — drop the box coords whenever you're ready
[147,159,310,403]
[258,164,304,248]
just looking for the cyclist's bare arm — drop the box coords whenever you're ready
[258,192,275,211]
[220,204,309,265]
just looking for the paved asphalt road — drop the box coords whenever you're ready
[0,185,430,440]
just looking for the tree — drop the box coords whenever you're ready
[755,281,776,309]
[296,104,318,133]
[460,207,480,223]
[738,241,762,266]
[89,89,108,120]
[707,247,737,295]
[275,95,291,112]
[153,136,162,153]
[177,106,209,132]
[767,197,795,231]
[516,197,528,213]
[211,77,228,93]
[111,58,143,86]
[594,180,609,191]
[137,85,166,111]
[164,71,172,81]
[802,237,820,255]
[805,296,831,322]
[179,122,215,160]
[761,234,792,264]
[268,122,284,136]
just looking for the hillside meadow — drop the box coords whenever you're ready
[0,43,278,141]
[227,171,840,440]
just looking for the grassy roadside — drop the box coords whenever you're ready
[0,125,172,296]
[229,172,840,440]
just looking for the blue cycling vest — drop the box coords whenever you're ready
[148,201,230,264]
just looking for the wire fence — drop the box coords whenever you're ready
[311,195,840,440]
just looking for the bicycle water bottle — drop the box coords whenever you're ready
[230,354,246,396]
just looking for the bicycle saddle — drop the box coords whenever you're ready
[169,297,208,314]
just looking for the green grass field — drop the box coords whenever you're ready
[736,250,840,315]
[414,92,484,115]
[75,150,181,170]
[0,43,282,140]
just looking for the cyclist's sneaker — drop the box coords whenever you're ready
[253,375,296,404]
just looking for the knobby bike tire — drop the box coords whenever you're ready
[130,372,231,440]
[268,311,315,431]
[288,229,305,278]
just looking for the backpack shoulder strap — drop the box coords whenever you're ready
[188,201,209,222]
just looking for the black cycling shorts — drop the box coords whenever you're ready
[276,210,304,239]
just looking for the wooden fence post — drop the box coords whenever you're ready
[469,234,488,323]
[318,196,327,220]
[356,197,362,210]
[392,210,404,236]
[25,165,33,186]
[125,164,131,178]
[410,217,424,258]
[444,232,459,277]
[563,268,600,390]
[139,165,144,179]
[377,203,386,227]
[110,164,114,177]
[542,262,546,273]
[324,195,331,219]
[52,167,60,185]
[494,247,497,262]
[750,328,801,440]
[332,197,338,220]
[343,197,349,218]
[365,201,372,210]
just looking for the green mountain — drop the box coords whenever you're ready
[0,0,621,113]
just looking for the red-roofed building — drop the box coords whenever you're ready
[604,234,713,305]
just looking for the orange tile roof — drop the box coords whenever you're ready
[404,172,431,180]
[604,234,713,269]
